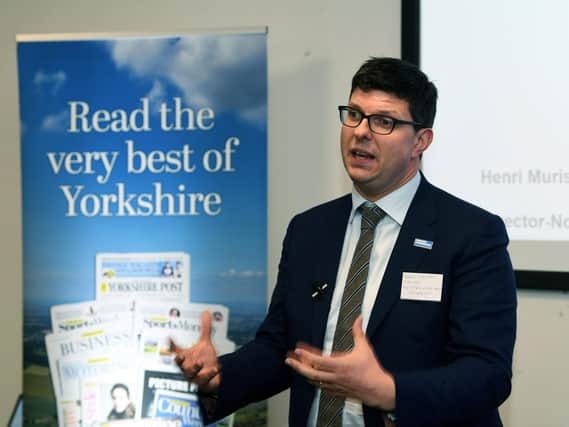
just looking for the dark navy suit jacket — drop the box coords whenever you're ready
[209,176,517,427]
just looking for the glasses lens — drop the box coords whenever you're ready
[369,115,394,134]
[340,107,362,127]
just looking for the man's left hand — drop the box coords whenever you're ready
[285,315,396,411]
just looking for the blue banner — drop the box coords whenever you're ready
[18,31,267,427]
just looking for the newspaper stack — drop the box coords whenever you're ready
[45,252,235,427]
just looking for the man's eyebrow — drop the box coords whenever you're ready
[347,104,399,116]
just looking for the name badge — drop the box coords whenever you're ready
[345,398,363,415]
[401,272,443,302]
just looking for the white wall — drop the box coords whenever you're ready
[501,290,569,427]
[1,2,567,426]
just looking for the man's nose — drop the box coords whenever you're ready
[354,117,372,139]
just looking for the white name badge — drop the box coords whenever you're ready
[345,398,363,415]
[401,272,443,302]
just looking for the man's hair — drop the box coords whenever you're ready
[351,57,438,128]
[111,383,130,398]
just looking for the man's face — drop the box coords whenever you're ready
[340,88,432,200]
[111,387,130,413]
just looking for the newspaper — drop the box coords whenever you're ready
[56,399,81,427]
[43,251,237,427]
[51,300,133,334]
[135,310,235,427]
[137,370,196,420]
[134,301,229,345]
[152,390,202,427]
[45,321,137,427]
[136,369,233,427]
[63,354,134,395]
[96,252,190,302]
[95,420,181,427]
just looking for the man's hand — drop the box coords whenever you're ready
[285,315,396,411]
[170,310,220,394]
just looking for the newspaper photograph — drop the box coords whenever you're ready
[81,375,139,427]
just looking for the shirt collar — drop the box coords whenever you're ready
[349,172,421,226]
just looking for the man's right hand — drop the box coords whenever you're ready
[170,310,221,394]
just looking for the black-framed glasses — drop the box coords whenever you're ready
[338,105,424,135]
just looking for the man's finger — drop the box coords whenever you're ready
[296,342,322,355]
[169,339,188,367]
[352,315,366,344]
[196,366,219,384]
[286,356,335,383]
[293,347,322,365]
[174,351,185,366]
[291,348,337,373]
[169,337,183,355]
[180,361,203,379]
[200,373,222,394]
[200,310,213,343]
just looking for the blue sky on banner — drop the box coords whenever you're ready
[18,33,267,313]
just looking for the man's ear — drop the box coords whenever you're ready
[413,128,434,158]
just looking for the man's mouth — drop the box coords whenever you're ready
[351,149,375,160]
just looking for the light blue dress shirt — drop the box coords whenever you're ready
[307,172,420,426]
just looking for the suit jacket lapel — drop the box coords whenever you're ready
[311,195,352,348]
[366,178,438,338]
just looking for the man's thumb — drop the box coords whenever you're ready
[352,315,365,343]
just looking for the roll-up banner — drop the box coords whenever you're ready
[17,30,267,427]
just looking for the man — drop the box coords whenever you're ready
[107,383,135,420]
[171,57,517,426]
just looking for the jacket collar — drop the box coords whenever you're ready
[366,175,438,338]
[310,175,438,345]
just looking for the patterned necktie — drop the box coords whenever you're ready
[316,202,386,427]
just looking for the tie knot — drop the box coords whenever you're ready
[359,202,385,230]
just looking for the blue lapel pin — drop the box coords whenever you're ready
[413,238,433,250]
